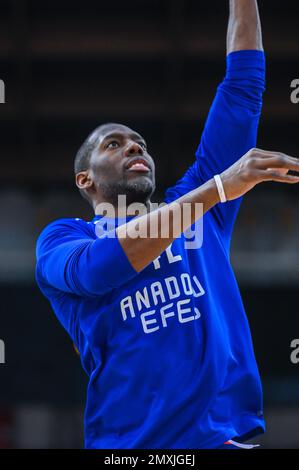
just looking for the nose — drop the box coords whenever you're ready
[124,141,144,157]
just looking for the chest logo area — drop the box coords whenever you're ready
[120,242,205,334]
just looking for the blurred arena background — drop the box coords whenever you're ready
[0,0,298,448]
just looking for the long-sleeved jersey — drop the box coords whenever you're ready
[36,50,266,449]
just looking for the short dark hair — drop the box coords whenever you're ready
[74,122,122,175]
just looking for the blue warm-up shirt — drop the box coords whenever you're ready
[36,50,266,449]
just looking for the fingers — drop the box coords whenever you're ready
[261,170,299,184]
[250,148,298,161]
[267,167,289,176]
[254,154,299,172]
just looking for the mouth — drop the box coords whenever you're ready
[125,158,151,173]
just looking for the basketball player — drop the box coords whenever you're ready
[36,0,299,449]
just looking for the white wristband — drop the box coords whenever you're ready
[214,174,227,203]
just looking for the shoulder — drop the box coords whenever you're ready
[38,217,90,234]
[37,217,92,239]
[36,217,95,256]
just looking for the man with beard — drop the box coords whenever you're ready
[36,0,299,449]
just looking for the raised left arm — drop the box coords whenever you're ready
[227,0,263,53]
[165,1,266,244]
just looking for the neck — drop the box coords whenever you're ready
[94,198,153,217]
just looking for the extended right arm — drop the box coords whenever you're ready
[119,149,299,271]
[36,178,220,297]
[36,149,299,297]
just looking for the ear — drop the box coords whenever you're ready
[75,171,95,193]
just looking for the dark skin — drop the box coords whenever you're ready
[76,1,299,273]
[76,124,156,212]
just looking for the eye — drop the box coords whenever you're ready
[106,140,119,149]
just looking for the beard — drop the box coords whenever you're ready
[99,176,155,207]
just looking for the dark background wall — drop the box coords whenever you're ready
[0,0,298,448]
